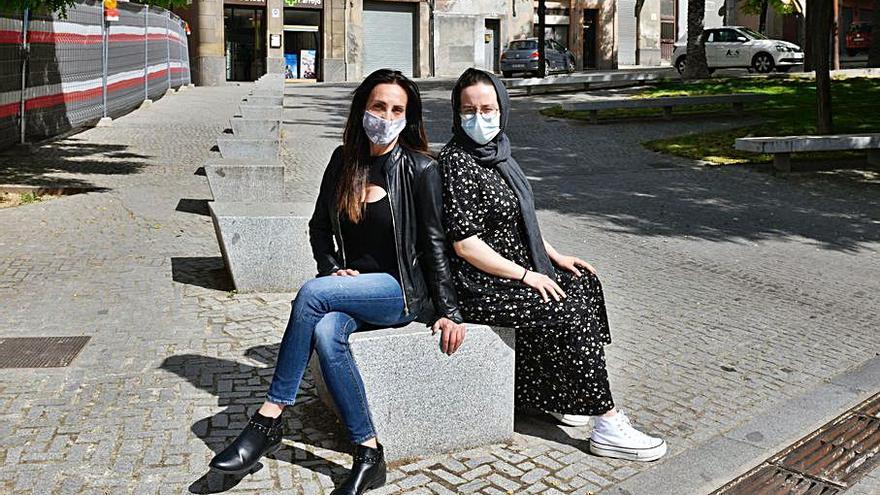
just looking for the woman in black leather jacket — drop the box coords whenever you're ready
[209,69,465,495]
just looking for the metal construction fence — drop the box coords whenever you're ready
[0,1,191,150]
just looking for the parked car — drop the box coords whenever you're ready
[845,22,872,57]
[673,26,804,74]
[500,38,575,78]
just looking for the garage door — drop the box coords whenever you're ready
[363,1,416,77]
[618,0,637,65]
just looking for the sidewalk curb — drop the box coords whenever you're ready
[601,355,880,495]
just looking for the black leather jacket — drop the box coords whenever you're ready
[308,144,464,324]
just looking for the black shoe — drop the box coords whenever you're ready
[331,443,387,495]
[209,411,283,475]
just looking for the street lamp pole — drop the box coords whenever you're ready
[538,0,546,77]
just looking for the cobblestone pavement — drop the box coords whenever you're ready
[0,81,878,495]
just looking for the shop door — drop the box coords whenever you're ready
[485,19,500,73]
[582,9,597,69]
[224,6,266,81]
[363,1,416,77]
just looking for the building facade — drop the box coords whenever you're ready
[178,0,737,85]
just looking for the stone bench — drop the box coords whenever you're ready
[735,133,880,172]
[238,105,284,120]
[209,202,314,292]
[204,159,284,202]
[505,68,673,95]
[559,93,770,123]
[230,117,281,139]
[310,323,515,462]
[242,95,283,107]
[217,137,280,160]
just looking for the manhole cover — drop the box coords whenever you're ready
[714,393,880,494]
[0,336,91,368]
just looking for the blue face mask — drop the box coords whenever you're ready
[460,111,501,145]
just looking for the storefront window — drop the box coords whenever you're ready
[284,7,321,80]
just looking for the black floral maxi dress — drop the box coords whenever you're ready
[439,144,615,416]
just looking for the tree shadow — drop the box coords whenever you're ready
[0,139,150,188]
[170,257,234,291]
[420,89,880,253]
[160,347,351,494]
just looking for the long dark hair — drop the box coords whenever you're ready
[338,69,430,223]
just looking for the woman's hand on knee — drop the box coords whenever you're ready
[523,271,567,303]
[553,255,597,277]
[432,318,467,355]
[332,269,360,277]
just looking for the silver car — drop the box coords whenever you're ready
[500,38,575,78]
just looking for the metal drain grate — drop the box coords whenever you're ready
[714,393,880,494]
[0,336,91,368]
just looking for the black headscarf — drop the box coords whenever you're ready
[450,68,555,278]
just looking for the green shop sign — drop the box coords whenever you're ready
[284,0,322,8]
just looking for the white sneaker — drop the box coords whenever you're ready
[589,410,667,462]
[549,412,592,427]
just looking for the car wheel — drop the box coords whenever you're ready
[502,71,513,78]
[675,56,687,74]
[567,59,575,73]
[752,52,774,73]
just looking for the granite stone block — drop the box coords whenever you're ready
[310,323,515,461]
[204,160,284,201]
[238,105,284,120]
[217,137,280,160]
[230,118,281,139]
[209,202,314,292]
[242,95,283,106]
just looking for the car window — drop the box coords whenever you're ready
[714,29,740,42]
[738,27,768,39]
[508,40,538,50]
[849,23,871,34]
[702,30,715,43]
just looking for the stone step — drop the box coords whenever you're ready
[310,323,515,462]
[238,105,283,120]
[216,137,280,160]
[230,118,281,139]
[209,201,315,292]
[204,160,284,202]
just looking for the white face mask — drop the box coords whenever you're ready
[362,111,407,145]
[460,111,501,145]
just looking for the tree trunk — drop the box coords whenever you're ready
[759,0,769,34]
[683,0,711,79]
[808,0,834,133]
[868,0,880,67]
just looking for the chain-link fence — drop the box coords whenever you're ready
[0,0,191,150]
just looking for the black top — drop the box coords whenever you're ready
[339,154,400,281]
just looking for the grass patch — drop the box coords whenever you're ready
[546,76,880,165]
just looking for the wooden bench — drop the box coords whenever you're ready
[559,93,770,123]
[735,133,880,172]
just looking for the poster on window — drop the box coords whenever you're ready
[300,50,316,79]
[284,53,298,79]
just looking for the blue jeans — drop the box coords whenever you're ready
[266,272,415,444]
